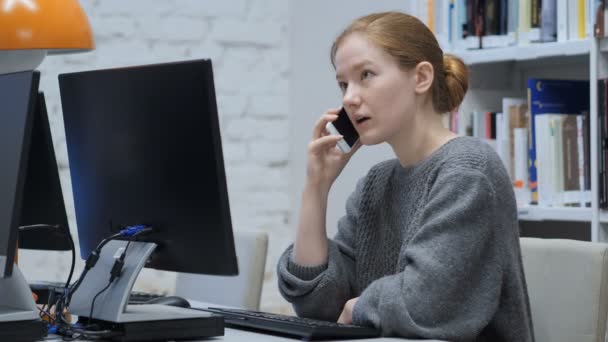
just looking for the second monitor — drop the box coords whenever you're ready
[18,92,71,252]
[59,59,238,276]
[58,59,238,339]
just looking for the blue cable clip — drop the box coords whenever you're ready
[119,224,150,237]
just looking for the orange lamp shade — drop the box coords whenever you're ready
[0,0,94,52]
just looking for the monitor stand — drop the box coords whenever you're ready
[69,240,223,341]
[0,262,47,341]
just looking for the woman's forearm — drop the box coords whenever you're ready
[293,182,330,266]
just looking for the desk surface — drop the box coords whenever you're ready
[218,328,442,342]
[43,300,445,341]
[48,328,440,342]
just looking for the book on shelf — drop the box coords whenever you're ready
[540,0,557,41]
[529,0,542,41]
[513,127,529,205]
[534,114,587,207]
[527,78,590,206]
[556,0,568,42]
[500,98,527,178]
[562,115,582,205]
[596,80,608,211]
[413,0,594,51]
[447,77,592,209]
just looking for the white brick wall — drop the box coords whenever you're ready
[18,0,292,314]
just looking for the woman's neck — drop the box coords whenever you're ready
[389,104,457,168]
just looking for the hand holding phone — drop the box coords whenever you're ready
[305,108,359,193]
[325,108,359,153]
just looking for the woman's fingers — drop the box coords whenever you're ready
[308,134,343,155]
[312,108,341,139]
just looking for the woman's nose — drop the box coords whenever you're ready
[342,85,361,108]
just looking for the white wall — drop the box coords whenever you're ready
[18,0,291,313]
[18,0,419,315]
[289,1,412,240]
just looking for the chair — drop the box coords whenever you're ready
[174,230,268,310]
[520,237,608,342]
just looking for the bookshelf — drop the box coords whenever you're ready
[517,206,592,222]
[445,35,601,241]
[456,40,590,65]
[443,35,605,241]
[408,0,608,241]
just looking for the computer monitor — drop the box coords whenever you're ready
[0,70,47,341]
[18,92,71,251]
[57,59,238,338]
[0,71,40,278]
[59,59,238,276]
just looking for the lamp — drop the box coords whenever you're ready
[0,0,94,74]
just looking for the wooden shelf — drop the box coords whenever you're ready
[448,40,590,65]
[518,206,592,222]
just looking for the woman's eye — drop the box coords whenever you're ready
[338,82,347,92]
[362,70,374,79]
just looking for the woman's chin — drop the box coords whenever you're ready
[359,134,384,146]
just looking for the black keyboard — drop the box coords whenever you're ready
[200,307,381,340]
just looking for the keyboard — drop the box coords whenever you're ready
[200,307,381,340]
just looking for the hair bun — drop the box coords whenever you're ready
[442,54,469,112]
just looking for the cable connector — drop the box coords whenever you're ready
[109,241,130,282]
[119,225,152,237]
[85,250,100,270]
[109,258,125,283]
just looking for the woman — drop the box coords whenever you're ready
[277,11,534,341]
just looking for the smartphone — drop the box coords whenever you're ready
[325,108,359,153]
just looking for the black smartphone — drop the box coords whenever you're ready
[325,107,359,153]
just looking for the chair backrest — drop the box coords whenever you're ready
[520,237,608,342]
[175,230,268,310]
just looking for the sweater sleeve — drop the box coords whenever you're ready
[276,178,364,321]
[352,170,505,340]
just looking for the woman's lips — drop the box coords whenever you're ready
[355,117,370,127]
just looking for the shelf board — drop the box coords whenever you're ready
[599,38,608,52]
[518,206,592,222]
[599,210,608,223]
[449,40,590,65]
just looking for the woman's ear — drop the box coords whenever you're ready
[414,61,434,95]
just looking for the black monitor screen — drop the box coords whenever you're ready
[59,59,238,276]
[0,71,40,278]
[18,93,71,251]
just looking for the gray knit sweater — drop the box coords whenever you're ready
[277,137,534,341]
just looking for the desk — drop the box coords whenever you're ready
[220,328,443,341]
[47,329,442,341]
[42,300,445,341]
